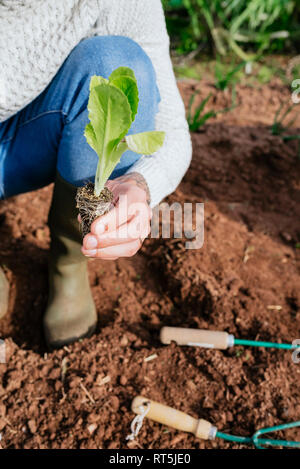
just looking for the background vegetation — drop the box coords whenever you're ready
[162,0,300,59]
[162,0,300,135]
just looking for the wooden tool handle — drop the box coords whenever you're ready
[160,327,234,350]
[132,396,216,440]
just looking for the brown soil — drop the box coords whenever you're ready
[0,79,300,449]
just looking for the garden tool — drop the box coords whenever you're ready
[160,327,300,351]
[131,396,300,449]
[0,266,9,319]
[43,172,97,349]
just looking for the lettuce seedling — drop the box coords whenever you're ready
[84,67,165,197]
[76,67,165,237]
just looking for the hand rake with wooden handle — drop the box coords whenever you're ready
[131,396,300,448]
[131,395,217,440]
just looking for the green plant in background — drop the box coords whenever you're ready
[174,64,202,80]
[162,0,199,54]
[214,58,245,90]
[85,68,165,196]
[271,101,300,157]
[286,55,300,81]
[271,101,298,135]
[222,0,297,58]
[187,93,215,131]
[187,88,237,131]
[163,0,299,60]
[256,64,275,84]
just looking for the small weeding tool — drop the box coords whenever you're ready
[131,396,300,448]
[160,326,300,351]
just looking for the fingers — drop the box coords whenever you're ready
[91,189,151,236]
[82,238,142,260]
[83,214,150,250]
[90,195,128,235]
[105,179,115,191]
[80,180,152,260]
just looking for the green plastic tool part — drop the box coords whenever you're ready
[234,338,300,350]
[216,420,300,449]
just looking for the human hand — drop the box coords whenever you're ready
[81,173,151,260]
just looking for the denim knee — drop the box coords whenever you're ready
[57,36,160,185]
[69,35,158,93]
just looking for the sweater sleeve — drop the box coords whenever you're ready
[124,0,192,207]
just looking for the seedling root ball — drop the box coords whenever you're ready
[76,183,113,238]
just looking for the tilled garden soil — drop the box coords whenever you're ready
[0,80,300,449]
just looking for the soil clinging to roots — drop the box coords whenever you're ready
[76,183,113,238]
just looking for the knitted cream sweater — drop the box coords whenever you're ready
[0,0,192,206]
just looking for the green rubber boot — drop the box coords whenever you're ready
[0,266,9,319]
[44,173,97,349]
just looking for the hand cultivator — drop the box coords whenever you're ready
[160,327,300,351]
[131,396,300,449]
[127,327,300,448]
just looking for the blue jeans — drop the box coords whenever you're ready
[0,36,160,199]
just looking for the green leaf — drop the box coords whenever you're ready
[84,122,98,153]
[109,67,136,82]
[89,75,108,91]
[109,68,139,122]
[110,76,139,122]
[84,67,165,197]
[88,83,132,147]
[125,131,165,155]
[87,83,132,194]
[100,141,129,186]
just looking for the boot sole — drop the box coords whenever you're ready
[46,321,97,350]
